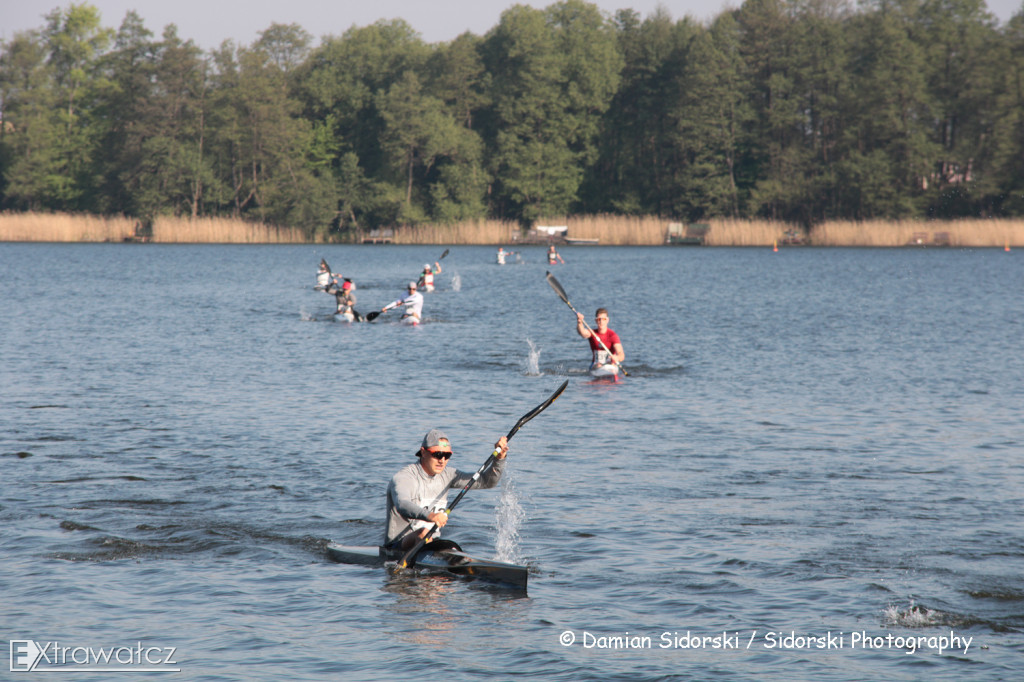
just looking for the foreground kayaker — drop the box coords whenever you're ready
[385,429,509,551]
[577,308,624,371]
[381,282,424,324]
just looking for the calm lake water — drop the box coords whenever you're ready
[1,242,1022,680]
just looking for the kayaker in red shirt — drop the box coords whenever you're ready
[576,308,624,369]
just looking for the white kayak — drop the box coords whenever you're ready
[401,314,420,326]
[590,362,620,378]
[333,310,355,323]
[589,349,619,379]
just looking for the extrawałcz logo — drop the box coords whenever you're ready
[10,640,179,673]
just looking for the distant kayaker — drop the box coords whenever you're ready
[577,308,624,370]
[382,282,424,324]
[385,428,509,550]
[418,262,441,292]
[547,244,565,265]
[497,247,513,265]
[316,259,339,290]
[328,278,358,319]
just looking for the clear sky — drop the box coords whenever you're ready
[3,0,1021,51]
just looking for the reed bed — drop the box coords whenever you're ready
[3,211,1022,247]
[561,215,666,245]
[151,216,308,243]
[389,219,520,244]
[811,219,1024,247]
[703,218,793,246]
[0,212,136,242]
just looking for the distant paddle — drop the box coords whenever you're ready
[546,271,628,376]
[398,379,569,569]
[439,248,450,261]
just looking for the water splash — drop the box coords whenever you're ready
[494,472,526,563]
[451,272,462,292]
[300,307,315,321]
[524,339,542,376]
[883,601,945,628]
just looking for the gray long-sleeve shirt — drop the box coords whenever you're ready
[384,457,504,547]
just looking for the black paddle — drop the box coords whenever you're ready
[397,379,569,569]
[546,271,628,376]
[365,303,395,323]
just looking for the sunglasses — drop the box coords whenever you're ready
[427,450,452,461]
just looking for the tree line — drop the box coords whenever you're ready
[1,0,1022,239]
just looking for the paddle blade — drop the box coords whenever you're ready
[365,311,382,322]
[546,271,572,309]
[321,258,331,272]
[439,248,450,260]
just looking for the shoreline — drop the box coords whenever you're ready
[0,212,1020,248]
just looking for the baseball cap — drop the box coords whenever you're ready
[421,429,450,450]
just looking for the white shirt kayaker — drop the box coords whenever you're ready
[384,282,424,322]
